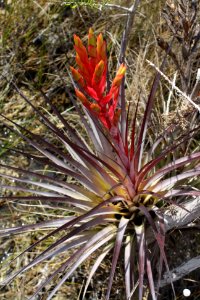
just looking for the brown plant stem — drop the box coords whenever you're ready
[159,255,200,287]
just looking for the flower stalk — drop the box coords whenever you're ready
[71,28,126,130]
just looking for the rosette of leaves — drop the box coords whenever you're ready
[0,28,200,300]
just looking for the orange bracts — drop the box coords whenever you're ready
[70,28,126,129]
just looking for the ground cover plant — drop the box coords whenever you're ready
[0,1,200,299]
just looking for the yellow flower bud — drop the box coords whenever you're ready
[93,60,105,84]
[90,103,101,113]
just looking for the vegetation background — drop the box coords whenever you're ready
[0,0,199,299]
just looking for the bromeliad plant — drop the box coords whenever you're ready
[1,28,200,300]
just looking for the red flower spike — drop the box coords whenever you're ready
[112,64,126,87]
[92,60,105,85]
[75,54,91,85]
[74,34,89,66]
[75,89,90,107]
[88,28,97,58]
[97,33,107,61]
[75,54,84,71]
[86,86,99,101]
[101,86,119,106]
[90,103,101,113]
[117,63,126,76]
[71,29,126,130]
[70,66,85,88]
[113,109,121,126]
[99,114,110,128]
